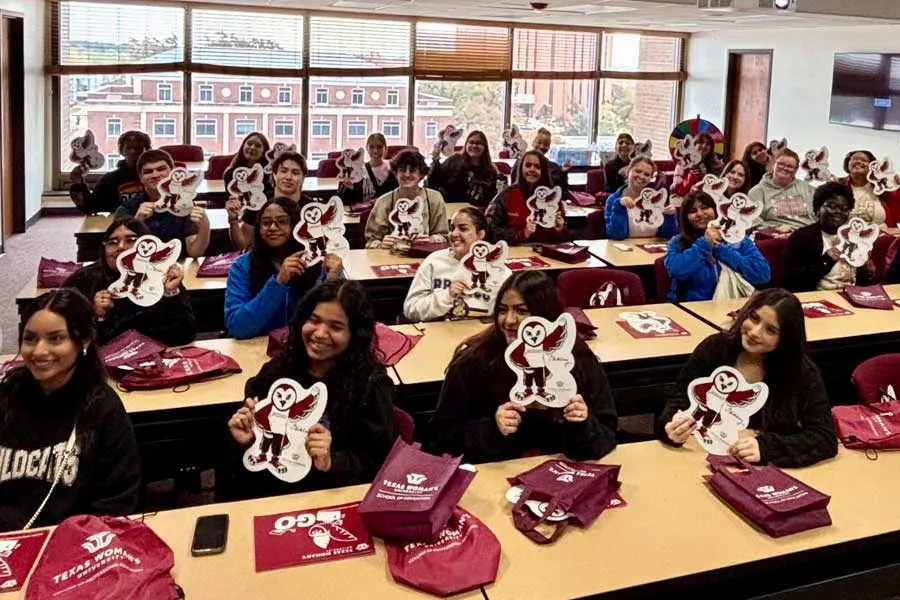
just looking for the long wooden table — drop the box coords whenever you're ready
[576,237,668,268]
[197,176,340,198]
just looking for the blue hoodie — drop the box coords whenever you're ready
[664,235,771,302]
[605,185,679,240]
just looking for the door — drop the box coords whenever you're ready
[724,51,772,161]
[0,13,24,245]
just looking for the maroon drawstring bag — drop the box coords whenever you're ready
[831,401,900,451]
[373,322,421,366]
[704,455,832,538]
[359,439,476,543]
[508,460,621,544]
[405,241,451,259]
[534,243,590,264]
[98,329,167,370]
[195,251,241,278]
[564,307,597,340]
[386,507,500,597]
[116,346,241,392]
[266,327,289,358]
[841,285,895,310]
[37,258,81,289]
[26,515,183,600]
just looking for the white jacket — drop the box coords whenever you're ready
[403,249,462,322]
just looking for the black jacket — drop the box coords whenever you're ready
[427,154,503,207]
[783,222,871,293]
[0,370,140,531]
[63,261,196,346]
[70,162,144,215]
[604,156,629,193]
[657,334,838,468]
[337,163,399,206]
[511,158,569,196]
[430,343,618,464]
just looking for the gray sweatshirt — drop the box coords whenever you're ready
[748,174,816,230]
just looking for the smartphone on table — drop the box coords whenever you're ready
[191,514,229,556]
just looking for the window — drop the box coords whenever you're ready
[198,85,213,103]
[596,79,677,162]
[106,153,122,166]
[351,88,364,106]
[415,23,511,77]
[309,17,410,69]
[153,118,176,137]
[157,83,172,102]
[315,88,328,105]
[278,87,292,104]
[347,120,367,138]
[191,9,304,69]
[383,121,401,138]
[513,29,597,74]
[601,33,681,73]
[414,81,505,155]
[274,120,295,137]
[310,152,327,161]
[311,120,331,138]
[234,119,257,136]
[386,89,400,106]
[106,118,122,137]
[239,85,253,104]
[425,121,438,138]
[195,119,217,137]
[511,79,596,166]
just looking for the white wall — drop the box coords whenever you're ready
[684,24,900,166]
[0,0,46,222]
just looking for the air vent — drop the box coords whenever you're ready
[697,0,787,9]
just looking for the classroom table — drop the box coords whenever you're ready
[576,237,669,268]
[196,176,340,198]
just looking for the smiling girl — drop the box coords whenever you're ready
[742,141,770,189]
[838,149,900,229]
[337,133,399,206]
[747,148,815,233]
[428,130,502,207]
[605,157,679,240]
[223,132,273,199]
[720,159,751,197]
[659,288,837,468]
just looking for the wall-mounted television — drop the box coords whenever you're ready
[829,53,900,131]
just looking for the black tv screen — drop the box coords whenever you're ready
[830,53,900,131]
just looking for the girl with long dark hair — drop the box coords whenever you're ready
[720,159,751,197]
[427,130,502,207]
[741,141,769,189]
[659,288,837,468]
[605,157,679,240]
[223,131,273,197]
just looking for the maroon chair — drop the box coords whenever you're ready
[326,151,342,159]
[317,158,340,178]
[870,234,894,282]
[159,144,204,162]
[393,407,415,443]
[205,154,234,180]
[586,169,606,196]
[656,159,676,172]
[173,161,186,169]
[756,237,788,288]
[586,209,607,240]
[498,149,511,159]
[494,161,512,176]
[851,354,900,404]
[558,268,646,309]
[654,256,672,302]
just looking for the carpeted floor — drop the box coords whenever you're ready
[0,216,81,355]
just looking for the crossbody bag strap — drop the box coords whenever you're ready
[23,426,77,530]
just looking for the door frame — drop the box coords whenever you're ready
[723,49,773,160]
[0,9,25,250]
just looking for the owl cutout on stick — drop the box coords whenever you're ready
[227,163,267,214]
[676,366,768,456]
[768,138,788,156]
[701,174,728,202]
[155,167,203,217]
[292,196,350,266]
[630,139,653,161]
[526,186,563,229]
[434,125,464,158]
[836,217,878,267]
[69,130,105,171]
[336,148,366,184]
[455,240,512,316]
[264,142,297,174]
[867,157,900,195]
[801,146,832,182]
[673,134,702,170]
[710,192,762,244]
[107,235,181,307]
[388,196,426,240]
[504,312,577,409]
[629,187,668,229]
[502,125,528,159]
[244,379,328,484]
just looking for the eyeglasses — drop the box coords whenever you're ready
[774,162,798,172]
[103,236,137,248]
[260,217,291,229]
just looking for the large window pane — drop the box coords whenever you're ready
[308,76,410,159]
[511,78,595,166]
[415,23,510,76]
[513,29,597,74]
[191,9,303,69]
[601,33,680,73]
[59,73,183,172]
[310,17,410,69]
[58,1,184,66]
[190,75,303,159]
[596,79,676,162]
[415,81,505,156]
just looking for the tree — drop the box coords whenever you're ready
[561,104,590,137]
[124,34,178,61]
[207,32,284,50]
[598,83,635,136]
[418,81,504,152]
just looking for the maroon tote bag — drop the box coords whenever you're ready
[117,346,241,391]
[705,455,832,538]
[359,439,476,543]
[98,329,167,370]
[831,401,900,451]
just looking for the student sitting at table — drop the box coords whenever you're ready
[113,149,211,258]
[63,217,196,346]
[0,289,140,531]
[225,197,343,339]
[511,127,569,196]
[604,133,634,193]
[227,151,312,251]
[364,148,449,249]
[429,271,618,464]
[70,130,152,215]
[226,279,394,497]
[337,133,399,207]
[665,190,770,301]
[428,130,502,207]
[223,131,273,199]
[488,150,568,245]
[838,149,900,230]
[747,148,815,234]
[605,157,679,240]
[783,181,876,293]
[742,141,770,189]
[720,159,751,198]
[659,288,838,468]
[403,207,490,322]
[672,133,723,197]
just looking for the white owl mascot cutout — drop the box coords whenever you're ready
[292,196,350,266]
[107,235,181,307]
[156,167,203,217]
[504,312,577,409]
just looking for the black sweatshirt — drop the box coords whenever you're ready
[427,154,503,207]
[783,222,871,293]
[69,162,144,215]
[63,261,197,347]
[510,158,569,196]
[0,371,140,532]
[657,334,838,468]
[337,163,399,206]
[226,358,395,500]
[430,344,618,464]
[604,156,629,193]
